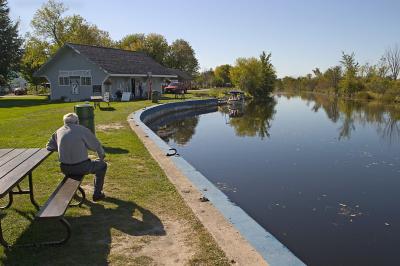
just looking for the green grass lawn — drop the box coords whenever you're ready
[0,95,229,265]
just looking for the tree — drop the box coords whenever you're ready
[20,36,50,90]
[195,69,215,88]
[259,51,276,97]
[324,66,342,93]
[340,52,359,78]
[0,0,23,86]
[384,44,400,80]
[339,52,362,96]
[118,33,146,51]
[31,0,67,46]
[230,57,262,96]
[143,33,169,64]
[165,39,199,75]
[62,15,113,47]
[230,52,276,99]
[214,64,232,86]
[31,0,113,48]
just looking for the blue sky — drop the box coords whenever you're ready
[8,0,400,77]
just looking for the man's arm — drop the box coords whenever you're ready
[82,127,106,160]
[46,132,58,151]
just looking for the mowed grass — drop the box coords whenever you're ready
[0,95,229,265]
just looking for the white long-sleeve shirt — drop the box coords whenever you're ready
[46,123,105,164]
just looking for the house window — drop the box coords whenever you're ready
[81,76,92,86]
[59,76,70,86]
[92,85,102,95]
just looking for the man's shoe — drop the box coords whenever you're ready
[93,193,106,202]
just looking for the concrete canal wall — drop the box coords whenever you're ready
[128,99,305,266]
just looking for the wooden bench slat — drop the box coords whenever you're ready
[0,149,14,158]
[37,177,81,218]
[0,149,52,197]
[0,149,40,179]
[0,149,26,167]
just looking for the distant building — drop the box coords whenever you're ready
[34,43,177,101]
[10,77,27,90]
[167,68,193,90]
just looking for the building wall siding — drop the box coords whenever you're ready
[42,47,108,101]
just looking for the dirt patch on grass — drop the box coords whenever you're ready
[97,123,125,132]
[110,217,195,265]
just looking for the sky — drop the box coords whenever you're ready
[8,0,400,77]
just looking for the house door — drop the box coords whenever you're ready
[131,78,136,98]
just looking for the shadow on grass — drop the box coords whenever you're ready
[99,106,116,111]
[0,97,50,108]
[103,146,129,154]
[2,197,165,265]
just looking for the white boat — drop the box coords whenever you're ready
[227,91,245,105]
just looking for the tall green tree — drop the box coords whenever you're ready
[339,52,362,96]
[118,33,170,64]
[230,52,276,98]
[214,64,232,86]
[31,0,112,48]
[118,33,146,51]
[31,0,66,47]
[0,0,23,86]
[20,36,50,89]
[259,51,276,97]
[230,57,262,96]
[143,33,169,64]
[62,15,113,47]
[165,39,199,75]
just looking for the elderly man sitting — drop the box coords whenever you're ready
[46,113,107,201]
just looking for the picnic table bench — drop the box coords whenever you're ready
[91,92,110,109]
[0,148,85,248]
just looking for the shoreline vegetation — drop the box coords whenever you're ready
[275,50,400,104]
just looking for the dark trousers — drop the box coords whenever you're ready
[60,159,107,196]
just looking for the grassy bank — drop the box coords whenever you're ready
[189,88,232,98]
[0,95,229,265]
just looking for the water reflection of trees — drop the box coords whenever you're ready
[292,92,400,141]
[156,116,199,145]
[224,99,277,139]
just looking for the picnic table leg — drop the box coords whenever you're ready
[69,186,86,207]
[28,172,40,210]
[0,192,13,210]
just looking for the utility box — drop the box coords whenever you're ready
[74,104,95,134]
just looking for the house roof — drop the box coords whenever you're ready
[167,68,193,80]
[36,43,177,77]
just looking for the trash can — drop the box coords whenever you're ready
[74,103,95,134]
[151,91,160,103]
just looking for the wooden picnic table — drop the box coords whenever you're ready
[0,148,52,247]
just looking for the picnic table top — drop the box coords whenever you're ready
[90,96,103,100]
[0,148,52,197]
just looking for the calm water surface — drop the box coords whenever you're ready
[148,94,400,266]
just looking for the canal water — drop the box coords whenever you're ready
[147,93,400,266]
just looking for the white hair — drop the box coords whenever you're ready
[63,113,79,125]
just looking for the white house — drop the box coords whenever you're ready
[34,43,177,101]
